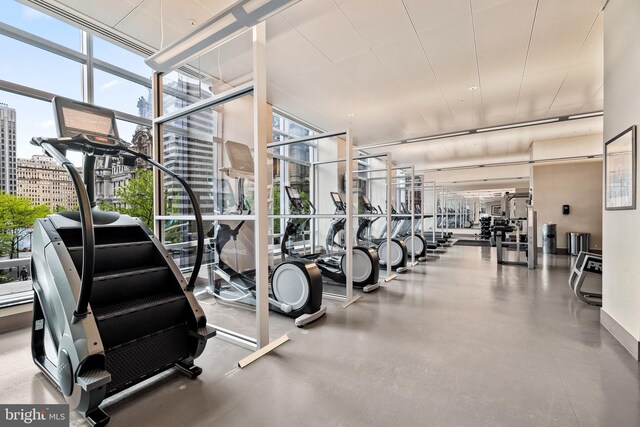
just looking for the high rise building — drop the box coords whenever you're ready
[17,155,81,210]
[94,79,218,216]
[162,78,217,215]
[0,103,17,194]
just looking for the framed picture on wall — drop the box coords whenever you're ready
[605,125,637,210]
[491,204,501,216]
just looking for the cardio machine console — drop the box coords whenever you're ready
[285,186,306,212]
[361,195,374,212]
[51,97,122,153]
[330,192,345,212]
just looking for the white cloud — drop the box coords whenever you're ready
[100,79,121,91]
[38,119,55,129]
[21,6,50,22]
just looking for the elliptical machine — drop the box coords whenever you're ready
[29,97,215,426]
[357,196,408,273]
[206,141,326,327]
[282,187,380,293]
[392,202,428,262]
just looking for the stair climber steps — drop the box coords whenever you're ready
[90,266,176,308]
[104,323,190,396]
[67,241,158,274]
[57,225,150,248]
[93,293,189,349]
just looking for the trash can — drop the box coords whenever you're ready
[542,223,557,254]
[579,233,590,254]
[566,232,590,255]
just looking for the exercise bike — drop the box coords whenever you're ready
[282,187,380,293]
[29,97,215,426]
[357,196,408,273]
[205,141,326,327]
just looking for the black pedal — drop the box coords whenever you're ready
[175,361,203,379]
[86,407,110,427]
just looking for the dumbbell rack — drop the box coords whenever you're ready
[479,217,491,240]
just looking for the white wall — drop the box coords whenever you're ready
[602,0,640,357]
[532,160,603,250]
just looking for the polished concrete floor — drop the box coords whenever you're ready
[0,246,638,426]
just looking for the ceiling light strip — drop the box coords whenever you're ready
[365,111,603,150]
[475,118,559,133]
[418,154,603,173]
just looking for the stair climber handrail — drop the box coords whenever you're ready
[119,147,204,292]
[33,138,96,323]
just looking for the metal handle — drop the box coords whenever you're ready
[36,139,95,323]
[122,147,204,292]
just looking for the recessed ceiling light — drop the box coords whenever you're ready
[189,19,197,26]
[468,86,478,91]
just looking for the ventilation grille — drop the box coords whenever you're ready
[24,0,207,80]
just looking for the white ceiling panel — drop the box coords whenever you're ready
[442,88,478,130]
[193,0,238,16]
[114,0,190,49]
[334,51,394,93]
[576,13,603,64]
[267,17,332,74]
[524,0,603,75]
[279,0,369,62]
[471,0,516,14]
[403,0,470,33]
[549,59,603,111]
[334,0,414,48]
[480,83,521,124]
[514,66,569,118]
[53,0,141,27]
[372,35,439,94]
[474,0,536,88]
[301,65,360,107]
[417,14,479,94]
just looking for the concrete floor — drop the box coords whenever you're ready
[0,245,638,426]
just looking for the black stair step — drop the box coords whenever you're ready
[90,266,179,309]
[104,323,190,396]
[94,293,189,349]
[94,265,169,282]
[68,241,160,274]
[93,292,184,320]
[57,225,150,248]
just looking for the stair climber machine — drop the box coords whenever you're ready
[391,202,428,263]
[29,97,216,426]
[357,196,408,274]
[205,141,326,328]
[282,187,380,293]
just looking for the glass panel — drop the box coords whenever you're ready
[163,219,214,272]
[0,35,82,99]
[162,71,213,113]
[162,103,222,216]
[94,69,152,118]
[115,119,142,143]
[0,1,80,50]
[93,36,152,79]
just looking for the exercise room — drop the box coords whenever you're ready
[0,0,637,426]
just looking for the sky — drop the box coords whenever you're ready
[0,1,153,165]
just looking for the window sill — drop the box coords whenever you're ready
[0,302,32,334]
